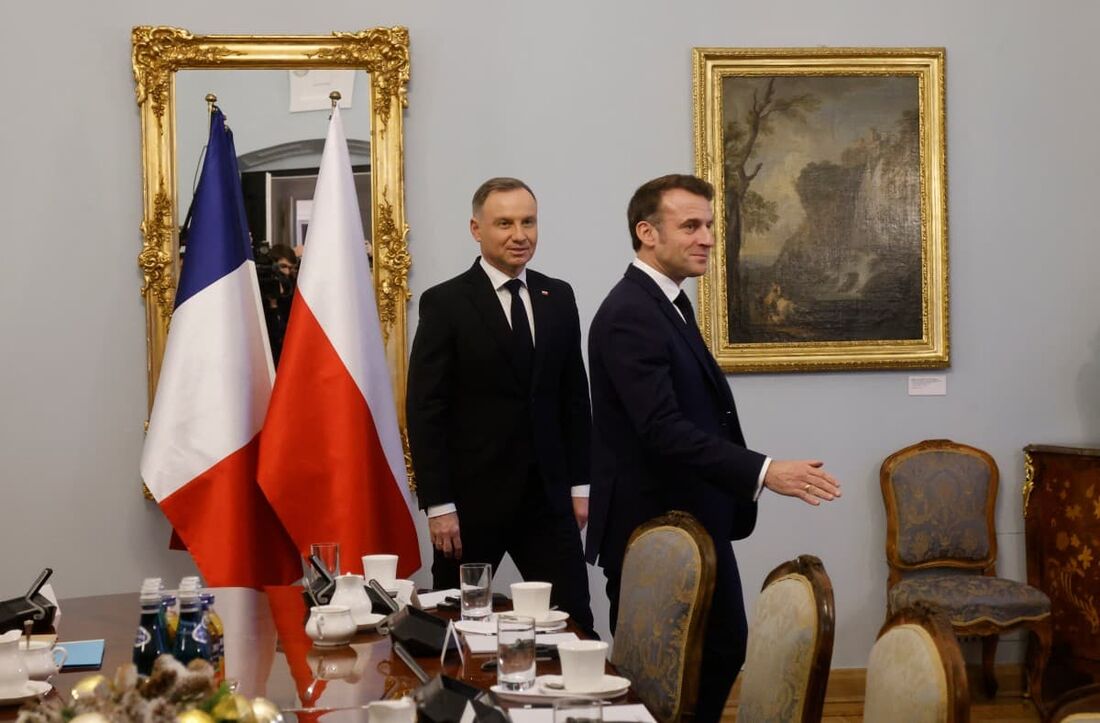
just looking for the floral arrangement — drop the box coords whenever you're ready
[16,656,282,723]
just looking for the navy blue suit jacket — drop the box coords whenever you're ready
[585,264,766,575]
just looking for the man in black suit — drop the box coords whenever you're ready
[407,177,594,633]
[585,174,841,722]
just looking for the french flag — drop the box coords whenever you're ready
[140,109,302,588]
[258,107,422,578]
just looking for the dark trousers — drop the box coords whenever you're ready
[605,539,747,723]
[432,477,595,637]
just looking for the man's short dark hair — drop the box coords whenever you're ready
[627,174,714,250]
[472,177,536,215]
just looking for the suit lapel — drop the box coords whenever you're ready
[528,273,551,379]
[462,261,525,384]
[624,265,730,401]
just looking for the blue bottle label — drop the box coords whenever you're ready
[191,625,210,644]
[134,626,152,647]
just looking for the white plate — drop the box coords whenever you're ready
[533,610,569,626]
[539,674,631,698]
[0,680,52,705]
[354,612,386,631]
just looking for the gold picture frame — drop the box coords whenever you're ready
[131,26,412,416]
[693,47,948,372]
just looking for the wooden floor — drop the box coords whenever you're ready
[721,665,1042,722]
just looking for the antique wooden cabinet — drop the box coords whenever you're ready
[1023,444,1100,700]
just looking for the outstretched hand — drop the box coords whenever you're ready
[763,460,842,506]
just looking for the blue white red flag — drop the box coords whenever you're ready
[140,109,301,588]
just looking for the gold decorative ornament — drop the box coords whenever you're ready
[131,27,413,489]
[1023,450,1036,518]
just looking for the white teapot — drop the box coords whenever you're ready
[0,629,30,697]
[329,573,380,628]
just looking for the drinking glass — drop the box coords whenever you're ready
[459,562,492,621]
[553,698,603,723]
[496,614,536,691]
[304,542,341,586]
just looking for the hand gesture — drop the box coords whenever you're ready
[429,512,463,559]
[763,460,842,506]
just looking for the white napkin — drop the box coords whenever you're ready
[463,631,579,655]
[508,705,655,723]
[416,589,459,610]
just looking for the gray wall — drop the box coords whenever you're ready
[1,0,1097,669]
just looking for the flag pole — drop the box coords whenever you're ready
[205,93,217,115]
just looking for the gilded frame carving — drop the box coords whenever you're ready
[693,48,948,372]
[132,26,412,415]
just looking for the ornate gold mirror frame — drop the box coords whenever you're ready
[131,26,411,422]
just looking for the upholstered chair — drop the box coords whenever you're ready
[735,555,835,723]
[612,511,716,723]
[881,439,1052,708]
[864,604,970,723]
[1046,683,1100,723]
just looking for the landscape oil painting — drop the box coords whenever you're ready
[693,48,948,372]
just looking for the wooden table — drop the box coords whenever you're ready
[1,587,634,720]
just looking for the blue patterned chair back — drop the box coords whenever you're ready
[735,555,834,723]
[612,511,715,723]
[881,440,997,578]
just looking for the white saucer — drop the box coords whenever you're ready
[533,610,569,626]
[0,680,52,705]
[538,674,631,697]
[454,619,497,636]
[310,638,353,648]
[354,612,386,631]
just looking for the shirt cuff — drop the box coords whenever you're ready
[426,503,457,518]
[754,457,772,501]
[570,485,590,498]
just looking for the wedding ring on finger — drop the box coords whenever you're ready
[804,483,812,494]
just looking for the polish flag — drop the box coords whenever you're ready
[258,108,421,577]
[140,109,301,588]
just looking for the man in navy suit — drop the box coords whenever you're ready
[407,177,594,634]
[585,174,841,721]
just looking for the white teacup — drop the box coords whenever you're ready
[361,554,399,589]
[511,581,552,620]
[305,605,356,647]
[557,640,609,693]
[367,697,416,723]
[19,642,67,680]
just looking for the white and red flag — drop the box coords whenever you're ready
[258,107,421,578]
[140,109,301,588]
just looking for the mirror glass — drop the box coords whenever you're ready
[176,69,373,364]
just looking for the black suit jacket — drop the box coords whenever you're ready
[407,259,591,528]
[585,264,765,574]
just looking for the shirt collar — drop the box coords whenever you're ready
[632,258,681,303]
[479,256,527,290]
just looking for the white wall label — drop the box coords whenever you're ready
[908,375,947,396]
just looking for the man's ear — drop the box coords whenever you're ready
[469,217,481,243]
[635,219,657,249]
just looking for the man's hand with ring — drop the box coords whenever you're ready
[428,512,463,559]
[763,460,842,506]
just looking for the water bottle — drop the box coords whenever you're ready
[200,592,225,682]
[173,589,211,665]
[133,579,168,675]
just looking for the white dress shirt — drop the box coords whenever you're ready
[426,259,587,519]
[631,258,770,498]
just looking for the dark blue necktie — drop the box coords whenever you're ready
[504,278,533,379]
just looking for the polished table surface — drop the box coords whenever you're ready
[1,587,635,721]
